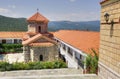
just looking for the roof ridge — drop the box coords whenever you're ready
[27,12,49,22]
[57,30,99,33]
[22,34,42,45]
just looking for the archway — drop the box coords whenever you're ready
[39,55,43,61]
[38,26,41,33]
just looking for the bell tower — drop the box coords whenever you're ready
[27,10,49,34]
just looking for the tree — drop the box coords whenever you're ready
[85,49,99,74]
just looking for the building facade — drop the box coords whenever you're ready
[99,0,120,79]
[54,37,86,70]
[54,30,99,72]
[22,12,59,62]
[0,32,25,44]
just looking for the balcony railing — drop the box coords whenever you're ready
[75,57,84,69]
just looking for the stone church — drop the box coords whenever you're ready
[22,12,58,62]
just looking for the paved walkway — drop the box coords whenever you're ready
[0,69,98,79]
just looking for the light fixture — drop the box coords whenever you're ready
[104,13,110,23]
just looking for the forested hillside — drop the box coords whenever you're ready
[0,15,100,32]
[0,15,27,31]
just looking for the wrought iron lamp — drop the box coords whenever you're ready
[104,13,110,23]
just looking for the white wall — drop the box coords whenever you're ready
[54,37,87,69]
[0,38,21,44]
[6,39,12,44]
[4,53,24,63]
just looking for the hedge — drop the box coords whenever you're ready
[0,44,23,53]
[0,60,67,71]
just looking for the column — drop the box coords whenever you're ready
[65,46,68,53]
[12,39,14,44]
[73,51,76,60]
[83,56,86,74]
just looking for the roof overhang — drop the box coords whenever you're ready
[100,0,109,4]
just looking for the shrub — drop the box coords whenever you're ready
[85,49,99,74]
[0,62,10,71]
[28,62,43,69]
[0,44,23,53]
[0,60,67,71]
[53,60,67,68]
[12,62,29,70]
[42,62,54,69]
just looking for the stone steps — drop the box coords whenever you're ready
[0,68,98,79]
[0,74,98,79]
[0,68,82,77]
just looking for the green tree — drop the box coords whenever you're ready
[85,49,99,74]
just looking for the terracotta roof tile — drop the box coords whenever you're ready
[29,42,54,47]
[27,12,49,23]
[22,34,42,45]
[26,31,37,35]
[54,30,100,55]
[22,33,57,46]
[0,32,26,38]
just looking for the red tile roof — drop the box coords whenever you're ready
[26,31,37,36]
[0,32,26,38]
[54,30,100,55]
[29,42,54,47]
[22,33,57,46]
[27,12,49,23]
[22,34,42,45]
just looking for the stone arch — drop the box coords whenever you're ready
[38,26,41,33]
[39,55,43,61]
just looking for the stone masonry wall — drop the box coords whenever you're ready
[30,44,58,62]
[99,0,120,79]
[23,46,30,62]
[28,23,47,33]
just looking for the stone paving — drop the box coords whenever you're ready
[0,69,98,79]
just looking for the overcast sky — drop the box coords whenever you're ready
[0,0,102,21]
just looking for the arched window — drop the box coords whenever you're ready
[39,55,43,61]
[38,26,41,33]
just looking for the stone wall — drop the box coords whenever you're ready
[99,0,120,79]
[30,44,58,62]
[4,53,24,63]
[28,23,48,33]
[23,46,30,62]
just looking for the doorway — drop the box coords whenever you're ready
[38,26,41,33]
[39,55,43,61]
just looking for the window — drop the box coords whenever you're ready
[63,44,66,50]
[19,39,22,43]
[80,54,82,60]
[39,26,41,33]
[68,47,73,56]
[39,55,43,61]
[14,39,18,44]
[56,40,59,43]
[6,39,12,44]
[2,39,6,44]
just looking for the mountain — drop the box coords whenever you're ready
[0,15,100,32]
[48,21,100,31]
[0,15,27,31]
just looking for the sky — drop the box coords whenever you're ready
[0,0,102,21]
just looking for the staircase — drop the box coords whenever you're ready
[0,68,98,79]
